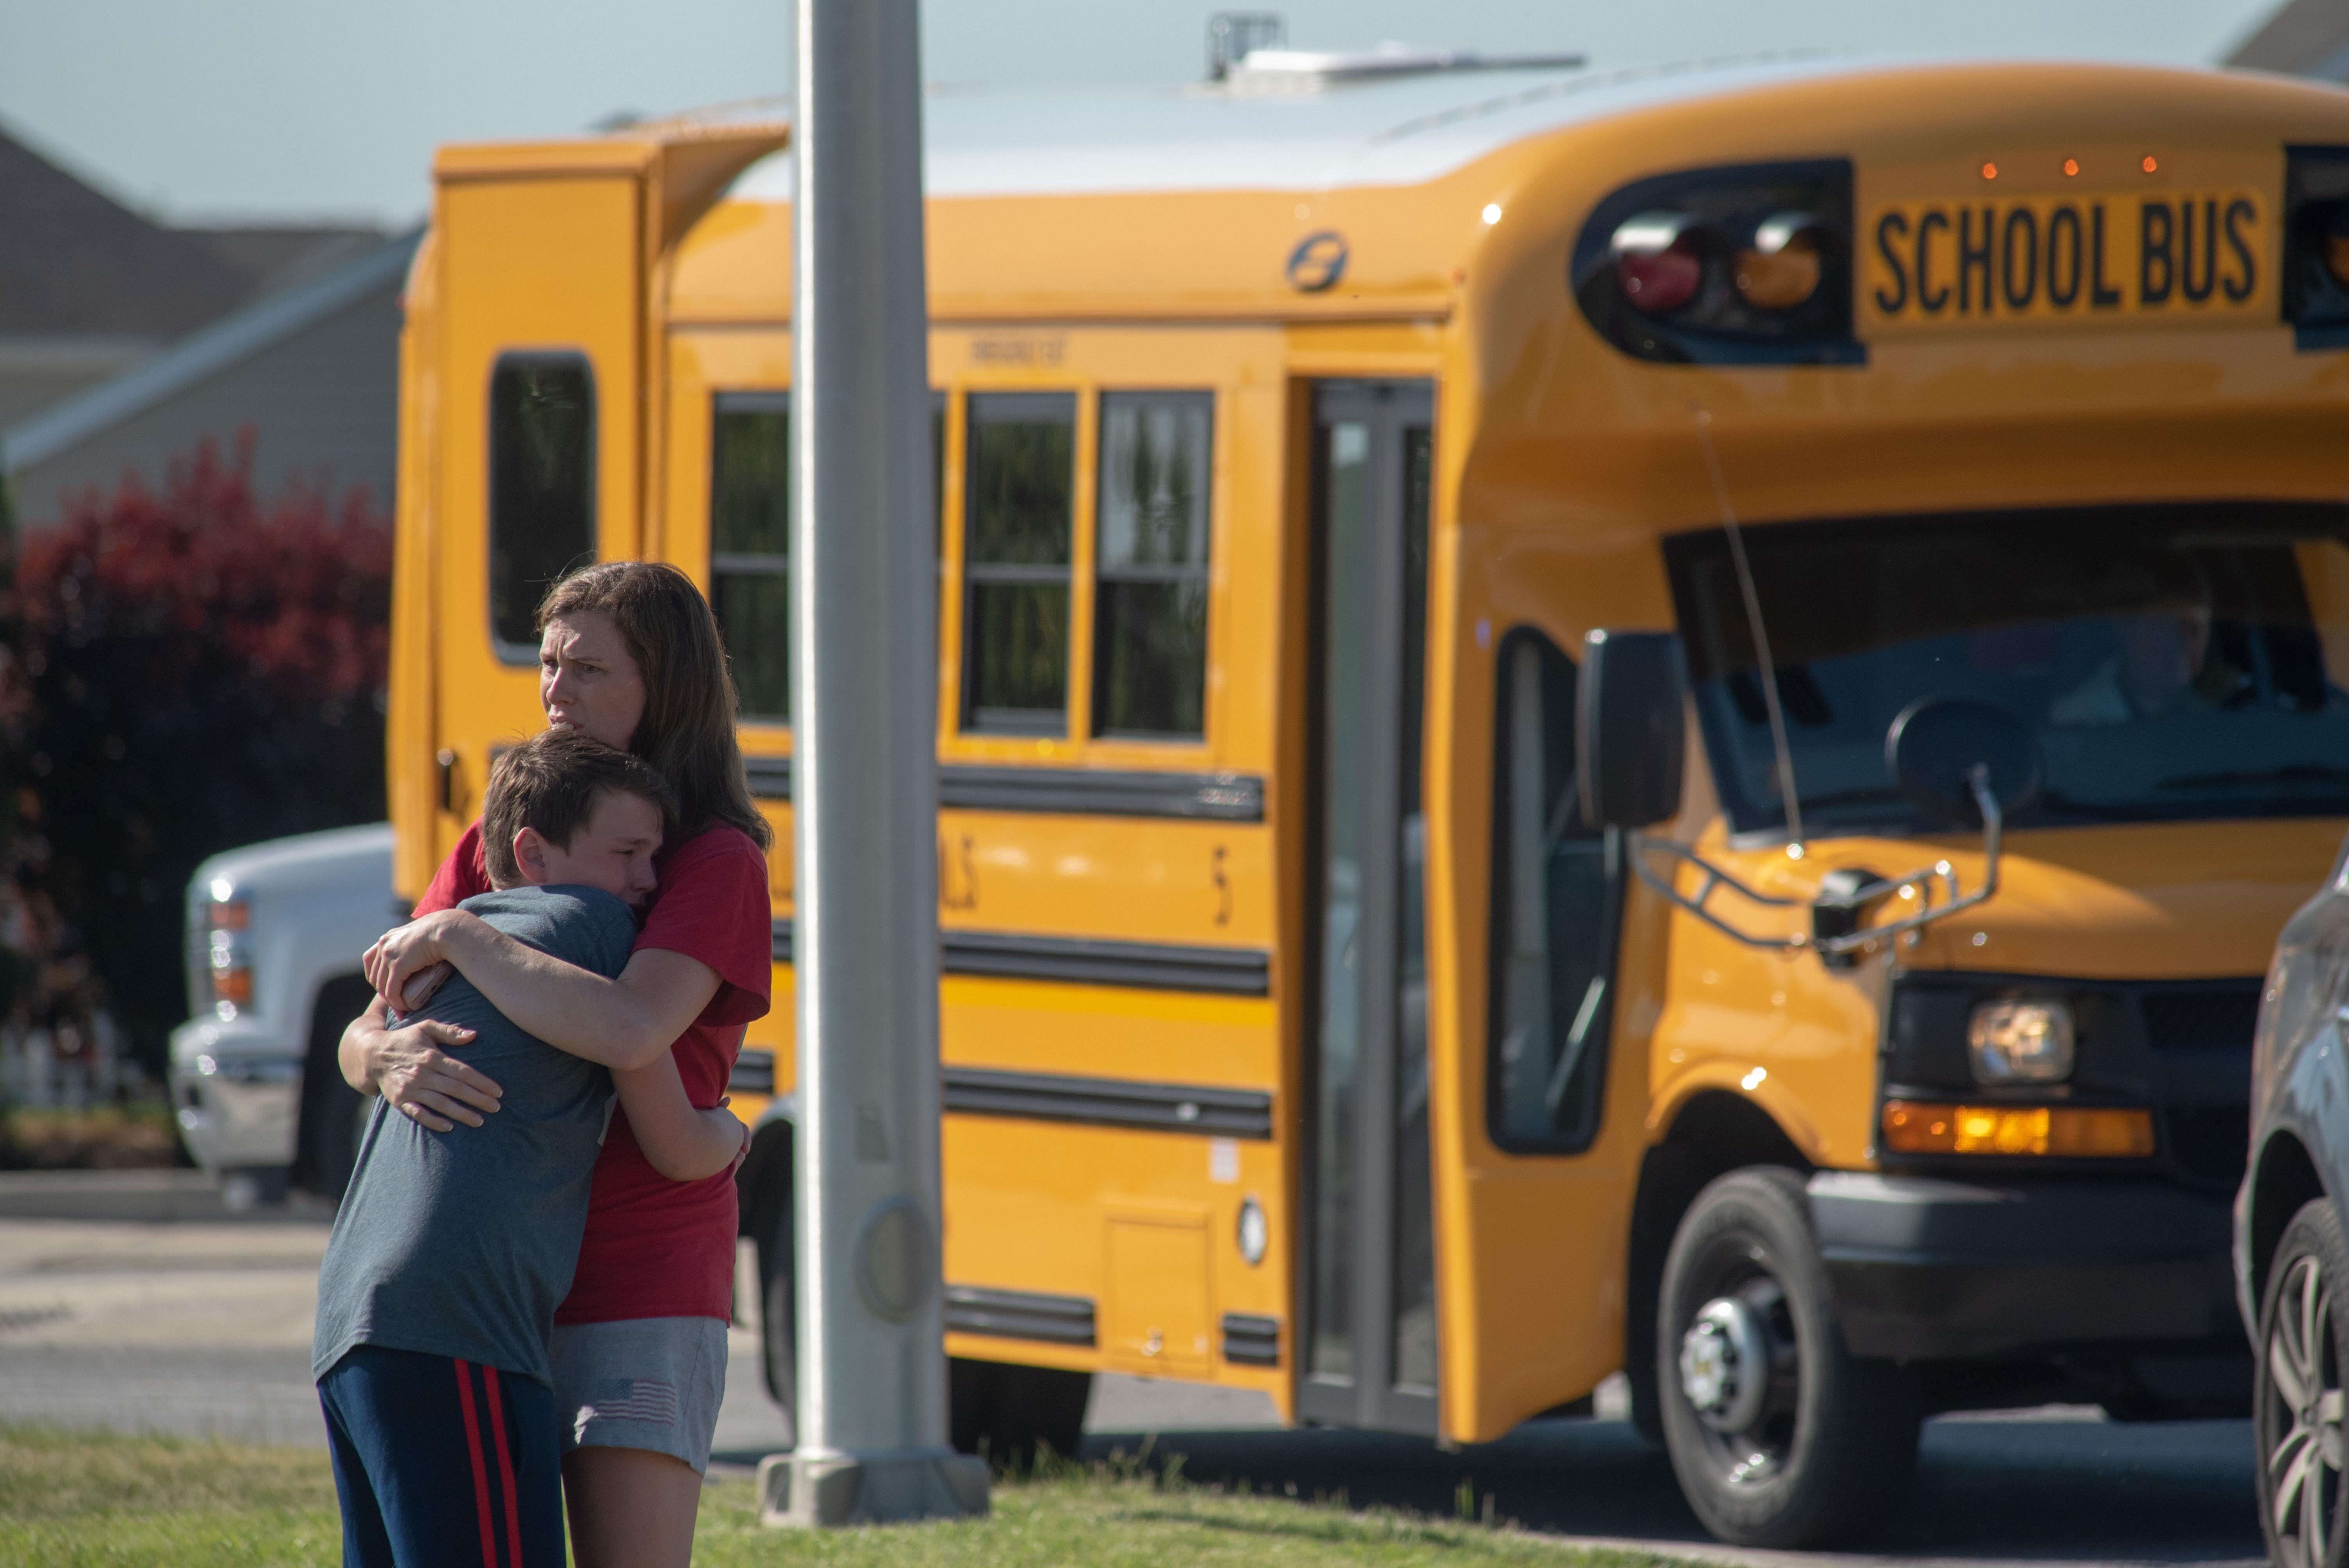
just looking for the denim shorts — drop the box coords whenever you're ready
[547,1316,728,1474]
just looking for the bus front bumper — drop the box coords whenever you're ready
[1808,1171,2238,1361]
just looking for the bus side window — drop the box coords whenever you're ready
[1093,392,1212,738]
[1489,629,1622,1153]
[962,392,1075,735]
[489,354,596,658]
[710,392,792,722]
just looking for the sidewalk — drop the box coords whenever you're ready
[0,1170,1278,1466]
[0,1169,333,1225]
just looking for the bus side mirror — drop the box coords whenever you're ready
[1577,629,1688,829]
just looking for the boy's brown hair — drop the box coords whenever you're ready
[481,729,677,888]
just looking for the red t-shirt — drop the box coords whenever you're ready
[415,817,772,1324]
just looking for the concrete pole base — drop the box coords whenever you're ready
[758,1449,991,1528]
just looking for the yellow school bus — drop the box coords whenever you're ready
[387,54,2349,1545]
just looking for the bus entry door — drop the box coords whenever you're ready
[1299,381,1438,1435]
[428,157,646,841]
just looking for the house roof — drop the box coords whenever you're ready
[0,120,388,341]
[0,123,255,340]
[1,229,419,477]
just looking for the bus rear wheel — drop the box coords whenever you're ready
[1658,1167,1919,1548]
[757,1249,1087,1470]
[949,1358,1091,1470]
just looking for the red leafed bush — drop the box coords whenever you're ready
[4,434,391,1072]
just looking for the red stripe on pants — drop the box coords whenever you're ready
[453,1360,502,1567]
[482,1365,526,1568]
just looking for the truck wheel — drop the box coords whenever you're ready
[2257,1198,2349,1568]
[300,976,376,1203]
[948,1358,1091,1470]
[1658,1167,1919,1548]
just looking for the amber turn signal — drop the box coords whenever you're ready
[1733,212,1825,311]
[1881,1099,2155,1158]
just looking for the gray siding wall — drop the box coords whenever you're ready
[9,284,400,528]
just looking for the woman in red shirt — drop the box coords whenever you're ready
[339,562,773,1568]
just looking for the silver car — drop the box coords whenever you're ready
[2237,828,2349,1568]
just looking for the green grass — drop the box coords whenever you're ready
[0,1425,1677,1567]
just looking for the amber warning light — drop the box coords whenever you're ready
[1882,1100,2155,1158]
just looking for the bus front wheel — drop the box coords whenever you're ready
[1657,1167,1919,1548]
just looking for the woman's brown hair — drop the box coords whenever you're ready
[538,562,772,851]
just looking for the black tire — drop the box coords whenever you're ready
[2257,1197,2349,1568]
[759,1239,799,1448]
[948,1357,1091,1470]
[1657,1167,1920,1548]
[296,976,376,1204]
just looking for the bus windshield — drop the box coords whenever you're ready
[1665,502,2349,836]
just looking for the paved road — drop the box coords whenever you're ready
[0,1172,2265,1568]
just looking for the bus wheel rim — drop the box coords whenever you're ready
[1681,1253,1798,1489]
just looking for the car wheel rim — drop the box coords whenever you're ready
[2269,1252,2345,1568]
[1679,1245,1801,1489]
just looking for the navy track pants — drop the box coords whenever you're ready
[318,1344,565,1568]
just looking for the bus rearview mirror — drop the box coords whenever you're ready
[1577,629,1687,829]
[1885,697,2043,830]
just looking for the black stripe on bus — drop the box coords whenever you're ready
[942,767,1264,822]
[728,1048,775,1096]
[945,1284,1096,1347]
[943,1066,1273,1139]
[945,931,1269,994]
[740,758,1265,822]
[1221,1312,1282,1367]
[769,923,1269,998]
[743,755,793,800]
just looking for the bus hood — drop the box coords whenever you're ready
[1801,818,2349,980]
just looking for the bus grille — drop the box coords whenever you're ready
[2141,985,2261,1053]
[2163,1106,2252,1185]
[2141,980,2259,1186]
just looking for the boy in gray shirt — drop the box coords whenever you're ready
[314,731,740,1568]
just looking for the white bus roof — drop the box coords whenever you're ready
[725,53,1884,203]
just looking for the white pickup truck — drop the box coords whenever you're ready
[166,823,404,1208]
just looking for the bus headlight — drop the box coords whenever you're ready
[1967,999,2074,1083]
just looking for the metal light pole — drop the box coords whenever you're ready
[760,0,986,1529]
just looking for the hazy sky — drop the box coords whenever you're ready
[0,0,2290,226]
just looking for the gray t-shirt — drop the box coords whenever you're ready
[313,885,637,1384]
